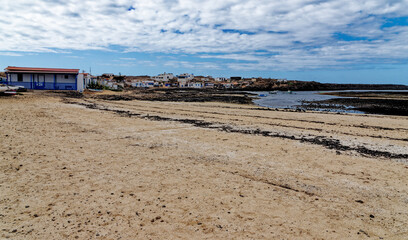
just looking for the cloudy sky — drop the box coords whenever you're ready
[1,0,408,83]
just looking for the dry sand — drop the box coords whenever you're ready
[1,92,408,239]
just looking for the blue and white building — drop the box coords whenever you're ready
[177,73,194,81]
[5,66,84,91]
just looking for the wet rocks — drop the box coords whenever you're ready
[301,92,408,116]
[92,89,254,104]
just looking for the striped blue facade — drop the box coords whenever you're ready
[6,73,77,90]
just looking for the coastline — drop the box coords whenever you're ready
[80,88,408,116]
[302,91,408,116]
[250,90,408,116]
[1,91,408,239]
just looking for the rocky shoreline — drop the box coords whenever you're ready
[30,89,408,116]
[84,88,255,104]
[298,91,408,116]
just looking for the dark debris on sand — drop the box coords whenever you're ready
[91,89,255,104]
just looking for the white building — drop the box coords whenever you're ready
[178,79,188,88]
[131,80,156,88]
[188,82,203,88]
[83,73,97,88]
[215,77,228,82]
[177,73,194,81]
[102,73,114,77]
[204,82,215,88]
[152,72,174,82]
[131,81,144,88]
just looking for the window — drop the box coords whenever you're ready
[64,75,69,79]
[18,74,23,82]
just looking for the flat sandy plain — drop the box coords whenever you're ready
[1,91,408,239]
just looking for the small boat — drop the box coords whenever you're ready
[87,89,103,92]
[0,85,16,95]
[258,93,268,97]
[288,90,292,94]
[0,85,8,92]
[4,90,17,95]
[269,91,278,94]
[0,84,25,92]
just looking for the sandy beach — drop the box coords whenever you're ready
[1,91,408,239]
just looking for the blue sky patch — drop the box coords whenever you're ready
[382,17,408,28]
[222,29,256,35]
[173,30,185,34]
[333,32,369,41]
[266,31,289,34]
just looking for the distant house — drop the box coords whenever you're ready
[102,73,115,77]
[178,79,188,88]
[152,72,174,82]
[83,73,97,87]
[230,76,242,81]
[4,66,84,91]
[188,82,203,88]
[204,82,215,88]
[222,83,233,89]
[131,81,144,88]
[131,80,155,88]
[194,76,210,82]
[215,77,228,82]
[177,73,194,81]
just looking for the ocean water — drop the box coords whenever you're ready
[251,90,408,114]
[251,91,339,109]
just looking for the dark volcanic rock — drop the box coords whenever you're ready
[92,89,254,104]
[301,97,408,116]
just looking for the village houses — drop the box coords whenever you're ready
[3,66,262,91]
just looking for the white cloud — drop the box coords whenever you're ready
[0,52,24,56]
[164,60,222,70]
[1,0,408,70]
[137,60,157,67]
[120,57,137,61]
[67,55,84,59]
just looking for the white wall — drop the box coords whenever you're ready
[44,74,54,83]
[77,73,84,92]
[56,74,76,83]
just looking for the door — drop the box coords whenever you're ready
[34,74,45,89]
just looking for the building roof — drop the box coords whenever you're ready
[5,66,80,74]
